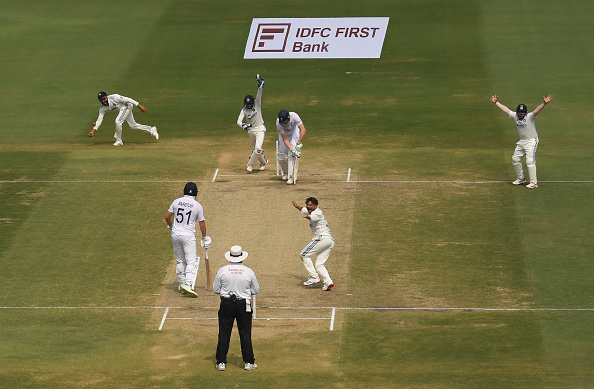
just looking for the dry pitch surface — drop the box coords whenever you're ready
[149,145,357,370]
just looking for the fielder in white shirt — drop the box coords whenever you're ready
[491,94,553,188]
[277,110,307,184]
[292,197,334,291]
[237,75,268,172]
[164,182,211,297]
[88,91,159,146]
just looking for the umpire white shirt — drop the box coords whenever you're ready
[213,263,259,300]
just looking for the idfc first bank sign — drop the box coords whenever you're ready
[244,17,389,59]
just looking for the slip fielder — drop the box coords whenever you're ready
[89,91,158,146]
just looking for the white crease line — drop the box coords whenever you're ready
[1,306,592,311]
[158,307,169,331]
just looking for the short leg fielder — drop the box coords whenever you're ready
[300,235,334,285]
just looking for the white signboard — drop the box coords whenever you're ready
[244,17,389,59]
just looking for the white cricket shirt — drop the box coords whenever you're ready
[93,94,139,130]
[301,207,332,238]
[509,111,538,140]
[276,112,302,139]
[237,86,265,129]
[168,195,205,234]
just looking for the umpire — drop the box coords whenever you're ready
[213,245,260,371]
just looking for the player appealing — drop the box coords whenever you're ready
[237,75,268,172]
[491,94,553,188]
[292,197,334,291]
[88,91,159,146]
[164,182,211,297]
[277,110,307,184]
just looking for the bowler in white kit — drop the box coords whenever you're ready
[491,94,553,188]
[89,91,159,146]
[292,197,334,291]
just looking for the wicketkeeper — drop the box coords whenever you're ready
[237,74,268,172]
[276,110,307,184]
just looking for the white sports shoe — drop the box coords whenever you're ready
[303,277,321,286]
[322,282,334,291]
[215,362,226,371]
[247,164,253,172]
[113,140,123,146]
[259,159,268,171]
[282,173,288,180]
[151,126,159,140]
[512,178,526,185]
[244,363,258,371]
[525,183,538,189]
[181,284,198,298]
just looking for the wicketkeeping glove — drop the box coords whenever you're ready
[201,236,212,249]
[256,74,265,88]
[241,123,252,131]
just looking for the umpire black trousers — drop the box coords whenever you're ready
[216,298,255,364]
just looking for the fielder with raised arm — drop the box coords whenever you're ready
[276,110,307,184]
[237,75,268,172]
[292,197,334,291]
[89,91,159,146]
[164,182,211,297]
[491,94,553,188]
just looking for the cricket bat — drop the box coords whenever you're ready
[205,248,212,291]
[292,155,298,184]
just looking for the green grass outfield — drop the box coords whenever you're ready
[1,0,593,388]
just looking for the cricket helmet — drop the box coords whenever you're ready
[98,91,107,101]
[184,182,198,196]
[244,95,255,109]
[278,109,290,123]
[516,104,528,114]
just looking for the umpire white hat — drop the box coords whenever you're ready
[224,245,248,263]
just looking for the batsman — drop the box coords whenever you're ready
[276,110,307,184]
[164,182,211,297]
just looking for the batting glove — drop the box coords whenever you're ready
[295,142,303,152]
[256,74,265,88]
[290,148,301,158]
[241,123,252,131]
[201,236,212,249]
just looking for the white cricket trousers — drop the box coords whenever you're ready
[114,103,152,142]
[300,235,334,283]
[277,132,299,177]
[171,231,200,288]
[512,138,538,184]
[247,125,267,165]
